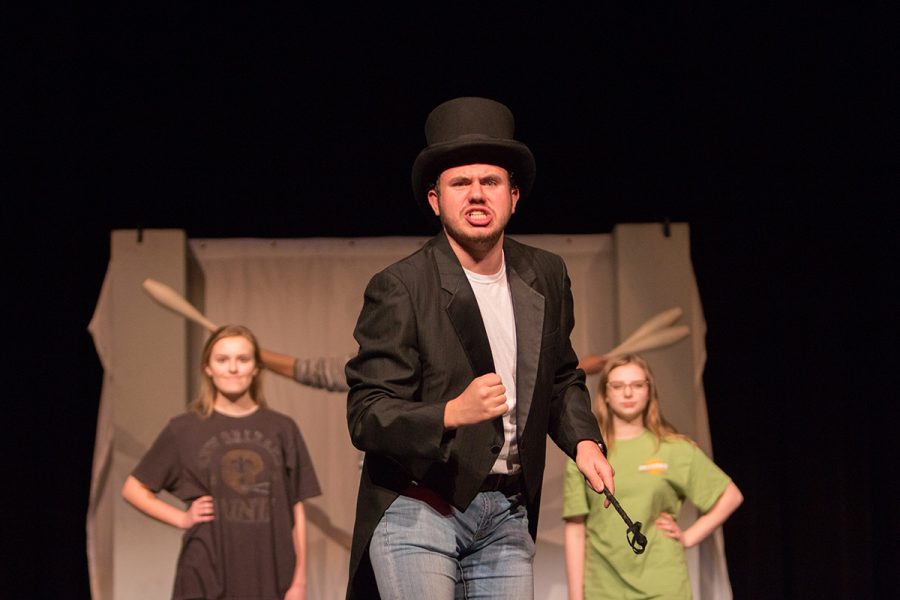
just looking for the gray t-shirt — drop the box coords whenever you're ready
[292,355,351,392]
[133,407,321,599]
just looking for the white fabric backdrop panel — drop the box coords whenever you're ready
[90,227,726,599]
[88,229,192,600]
[612,223,731,600]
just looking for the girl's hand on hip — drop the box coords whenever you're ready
[183,495,215,528]
[655,512,684,546]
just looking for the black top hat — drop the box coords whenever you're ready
[411,97,536,202]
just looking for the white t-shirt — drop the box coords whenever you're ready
[463,258,520,474]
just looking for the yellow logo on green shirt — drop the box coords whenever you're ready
[638,458,669,474]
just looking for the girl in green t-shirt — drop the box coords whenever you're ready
[563,354,743,600]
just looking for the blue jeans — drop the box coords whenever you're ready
[369,488,535,599]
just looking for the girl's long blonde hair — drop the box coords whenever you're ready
[595,354,687,451]
[190,324,267,417]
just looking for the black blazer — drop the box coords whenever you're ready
[345,231,602,598]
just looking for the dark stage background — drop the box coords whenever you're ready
[9,6,896,599]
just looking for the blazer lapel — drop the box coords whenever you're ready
[505,241,544,438]
[433,233,495,377]
[433,233,504,463]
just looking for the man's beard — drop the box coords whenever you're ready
[440,213,506,252]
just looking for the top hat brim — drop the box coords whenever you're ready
[411,137,536,203]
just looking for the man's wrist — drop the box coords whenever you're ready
[443,398,458,429]
[576,438,606,457]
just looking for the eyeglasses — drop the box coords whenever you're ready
[606,380,648,393]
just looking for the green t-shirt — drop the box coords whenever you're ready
[563,431,730,599]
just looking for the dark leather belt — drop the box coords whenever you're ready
[479,472,522,494]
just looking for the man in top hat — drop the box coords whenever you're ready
[345,97,614,599]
